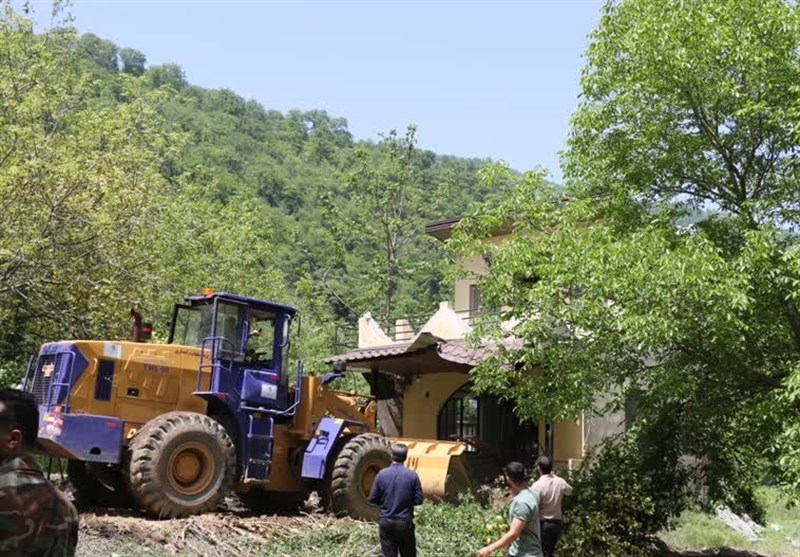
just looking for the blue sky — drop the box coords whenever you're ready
[57,1,603,182]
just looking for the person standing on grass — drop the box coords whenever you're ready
[368,443,423,557]
[0,388,79,556]
[477,461,542,557]
[531,456,572,557]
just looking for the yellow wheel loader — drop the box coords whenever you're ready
[24,291,475,519]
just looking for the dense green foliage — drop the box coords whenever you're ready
[0,5,176,373]
[0,3,492,376]
[452,0,800,528]
[560,436,689,556]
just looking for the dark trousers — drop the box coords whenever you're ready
[379,517,416,557]
[540,519,563,557]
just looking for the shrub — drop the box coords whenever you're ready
[560,435,690,556]
[416,493,503,556]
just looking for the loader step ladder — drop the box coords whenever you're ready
[243,413,274,484]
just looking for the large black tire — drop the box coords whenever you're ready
[328,433,391,521]
[67,460,132,509]
[126,411,235,518]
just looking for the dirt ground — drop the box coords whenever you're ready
[75,506,771,557]
[63,476,778,557]
[74,501,773,557]
[76,497,364,557]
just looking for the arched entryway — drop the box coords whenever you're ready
[437,383,479,446]
[437,383,539,473]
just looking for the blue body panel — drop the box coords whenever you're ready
[193,390,275,481]
[301,417,348,480]
[240,368,285,407]
[28,343,88,409]
[37,409,124,464]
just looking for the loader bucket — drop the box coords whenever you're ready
[388,438,476,501]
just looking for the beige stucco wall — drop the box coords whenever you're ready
[583,393,626,456]
[402,372,469,439]
[358,303,470,348]
[357,313,394,348]
[361,225,590,463]
[452,230,588,465]
[554,420,584,465]
[454,233,510,312]
[418,302,470,341]
[454,256,484,312]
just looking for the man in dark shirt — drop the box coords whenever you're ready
[368,443,424,557]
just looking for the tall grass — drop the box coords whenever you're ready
[261,495,501,557]
[661,488,800,557]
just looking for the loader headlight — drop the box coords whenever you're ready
[41,363,54,378]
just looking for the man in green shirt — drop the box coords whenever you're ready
[477,461,542,557]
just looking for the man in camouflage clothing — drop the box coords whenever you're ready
[0,388,78,556]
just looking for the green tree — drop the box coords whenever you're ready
[119,47,146,76]
[337,125,450,321]
[136,181,288,329]
[452,0,800,517]
[145,63,187,90]
[77,32,118,71]
[348,126,418,319]
[0,4,176,364]
[0,4,492,383]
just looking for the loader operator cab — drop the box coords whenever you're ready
[167,292,296,410]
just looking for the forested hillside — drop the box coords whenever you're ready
[0,5,497,377]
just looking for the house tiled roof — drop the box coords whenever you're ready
[424,217,462,241]
[437,339,489,366]
[424,216,515,242]
[325,337,524,369]
[438,337,525,366]
[326,343,412,363]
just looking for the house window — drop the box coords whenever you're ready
[469,284,481,314]
[438,384,479,449]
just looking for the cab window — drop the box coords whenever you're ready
[244,311,276,368]
[171,303,214,347]
[215,302,245,361]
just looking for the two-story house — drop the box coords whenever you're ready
[326,218,622,476]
